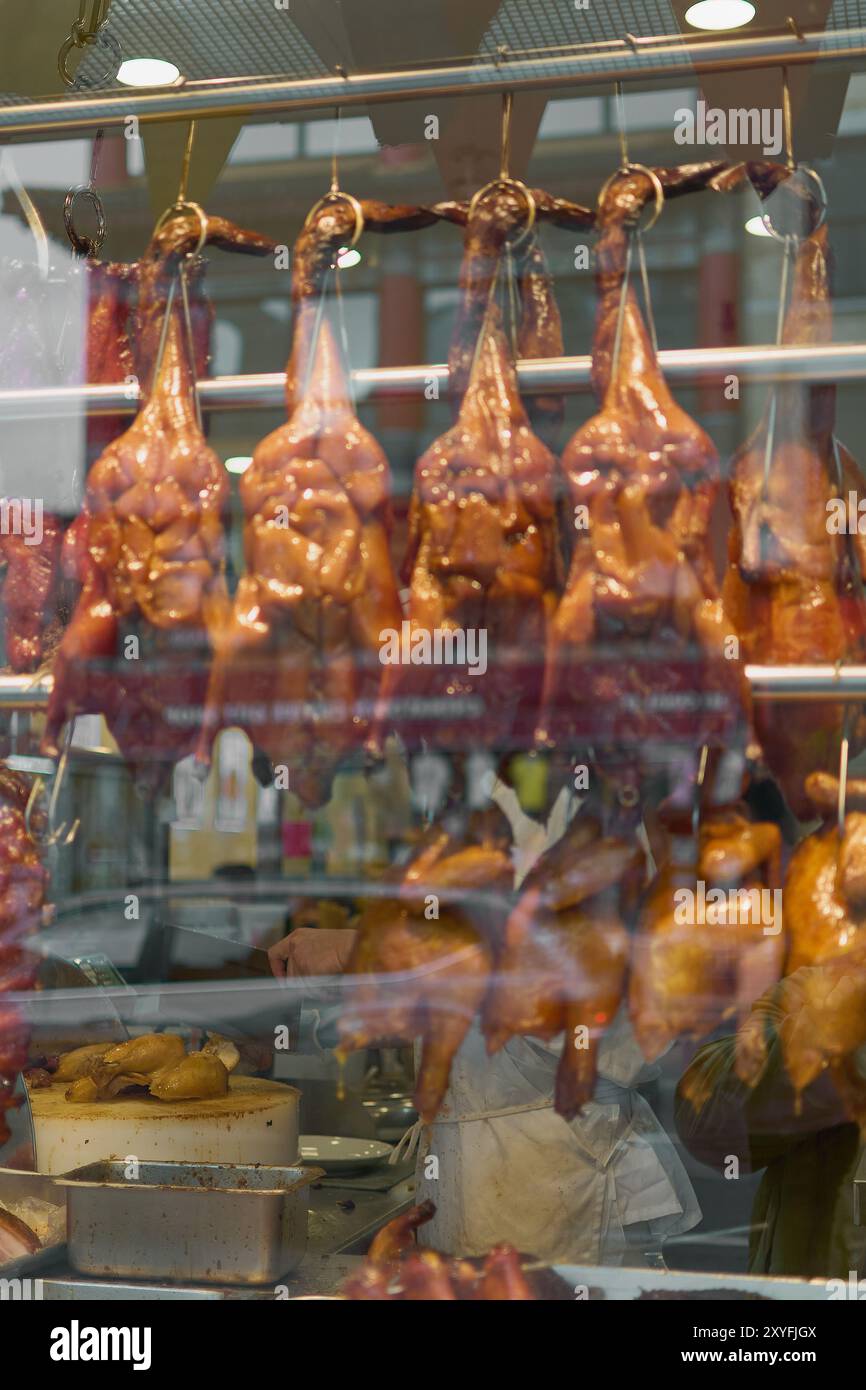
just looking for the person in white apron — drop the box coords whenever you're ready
[271,779,701,1264]
[404,779,700,1265]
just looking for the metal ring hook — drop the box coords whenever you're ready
[467,177,537,247]
[597,163,665,233]
[303,190,365,248]
[759,165,827,243]
[64,184,106,258]
[152,199,209,258]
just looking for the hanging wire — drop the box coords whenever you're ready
[781,66,795,172]
[500,90,513,179]
[614,80,628,170]
[760,234,794,496]
[635,228,659,355]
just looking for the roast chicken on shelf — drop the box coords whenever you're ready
[734,773,866,1129]
[42,211,274,792]
[0,765,48,1146]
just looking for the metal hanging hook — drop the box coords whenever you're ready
[760,72,826,243]
[303,111,365,251]
[64,131,107,258]
[25,724,81,848]
[499,90,513,180]
[467,91,536,248]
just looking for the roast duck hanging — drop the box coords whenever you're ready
[42,209,275,790]
[369,180,563,759]
[484,809,643,1119]
[734,773,866,1131]
[722,208,866,819]
[536,165,746,798]
[0,191,136,678]
[337,805,513,1125]
[629,803,784,1073]
[195,194,435,807]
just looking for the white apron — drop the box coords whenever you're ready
[406,782,701,1263]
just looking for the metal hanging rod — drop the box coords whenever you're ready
[2,668,866,708]
[1,342,864,419]
[1,25,865,138]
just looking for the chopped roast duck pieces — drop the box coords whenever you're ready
[0,766,48,1146]
[0,1207,40,1262]
[42,213,274,790]
[723,224,866,817]
[337,808,513,1124]
[483,813,641,1119]
[734,774,866,1126]
[537,170,742,779]
[631,810,783,1070]
[343,1202,535,1300]
[196,200,435,806]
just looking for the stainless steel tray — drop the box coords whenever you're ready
[58,1160,323,1287]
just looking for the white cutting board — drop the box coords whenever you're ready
[29,1077,300,1176]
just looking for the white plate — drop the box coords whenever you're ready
[300,1135,393,1173]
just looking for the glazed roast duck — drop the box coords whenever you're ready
[196,195,434,807]
[536,164,745,800]
[337,806,513,1125]
[735,773,866,1131]
[42,210,274,791]
[483,810,642,1120]
[369,181,563,759]
[722,213,866,818]
[0,252,137,678]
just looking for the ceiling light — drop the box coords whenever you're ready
[336,246,362,269]
[745,215,773,238]
[684,0,755,30]
[117,58,180,87]
[225,456,252,475]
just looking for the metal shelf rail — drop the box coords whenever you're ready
[6,669,866,705]
[1,24,865,137]
[1,343,864,418]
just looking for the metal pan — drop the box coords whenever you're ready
[58,1160,324,1287]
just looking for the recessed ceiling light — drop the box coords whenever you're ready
[336,246,362,269]
[225,456,252,475]
[685,0,755,30]
[745,215,773,238]
[117,58,181,87]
